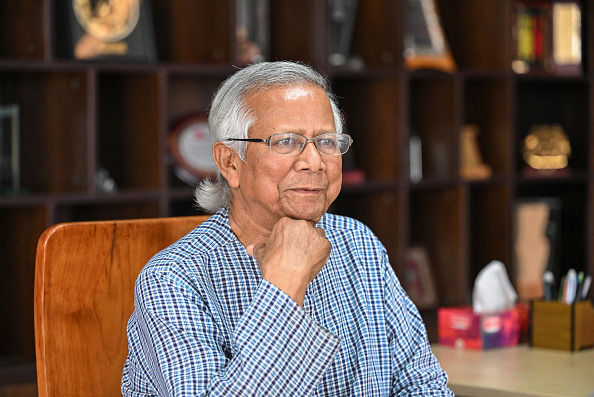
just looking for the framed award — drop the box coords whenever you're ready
[403,0,456,72]
[168,114,219,186]
[59,0,156,62]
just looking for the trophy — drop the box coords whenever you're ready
[235,0,270,65]
[328,0,364,69]
[403,0,456,72]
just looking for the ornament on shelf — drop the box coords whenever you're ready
[460,125,492,181]
[522,124,571,176]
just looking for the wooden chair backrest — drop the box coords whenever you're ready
[34,215,209,397]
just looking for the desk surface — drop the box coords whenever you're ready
[431,344,594,397]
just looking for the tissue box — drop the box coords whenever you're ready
[531,300,594,351]
[437,306,524,349]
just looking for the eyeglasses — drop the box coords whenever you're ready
[225,132,353,156]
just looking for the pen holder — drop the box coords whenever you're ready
[531,300,594,351]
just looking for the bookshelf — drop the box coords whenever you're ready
[0,0,592,394]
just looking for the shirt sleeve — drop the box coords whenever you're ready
[383,258,454,396]
[122,267,340,397]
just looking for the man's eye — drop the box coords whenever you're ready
[275,137,297,146]
[318,138,337,148]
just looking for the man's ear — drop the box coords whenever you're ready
[213,142,241,188]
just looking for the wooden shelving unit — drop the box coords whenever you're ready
[0,0,592,394]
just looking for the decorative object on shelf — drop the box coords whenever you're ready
[403,0,456,73]
[409,134,422,183]
[61,0,156,62]
[95,166,118,193]
[522,124,571,176]
[0,104,20,194]
[403,245,438,310]
[512,1,582,75]
[235,0,270,65]
[168,114,219,186]
[513,198,561,301]
[459,125,492,181]
[328,0,364,69]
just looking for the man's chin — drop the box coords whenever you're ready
[283,205,327,223]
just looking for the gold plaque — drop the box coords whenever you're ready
[60,0,156,62]
[73,0,140,43]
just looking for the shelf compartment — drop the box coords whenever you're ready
[333,77,404,181]
[270,0,319,65]
[409,76,458,180]
[0,70,89,194]
[331,190,405,275]
[409,187,465,306]
[151,0,231,64]
[464,77,513,176]
[98,72,160,190]
[0,2,47,60]
[167,74,227,125]
[0,206,49,360]
[166,74,230,189]
[516,79,590,175]
[515,182,588,279]
[438,0,512,71]
[350,0,402,68]
[469,184,512,284]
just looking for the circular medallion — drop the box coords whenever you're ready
[72,0,140,42]
[168,114,219,185]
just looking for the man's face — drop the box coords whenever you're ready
[231,84,342,226]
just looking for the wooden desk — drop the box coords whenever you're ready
[431,344,594,397]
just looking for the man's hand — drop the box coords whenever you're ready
[247,217,331,307]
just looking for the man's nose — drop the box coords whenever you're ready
[297,140,324,170]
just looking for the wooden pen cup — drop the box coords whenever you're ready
[531,300,594,351]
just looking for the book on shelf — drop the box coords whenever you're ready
[513,1,582,75]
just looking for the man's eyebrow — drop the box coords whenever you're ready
[277,128,336,135]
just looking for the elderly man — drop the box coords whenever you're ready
[122,61,453,396]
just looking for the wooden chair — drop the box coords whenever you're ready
[34,215,209,397]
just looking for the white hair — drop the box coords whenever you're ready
[194,61,343,213]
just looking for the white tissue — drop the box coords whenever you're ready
[472,260,518,314]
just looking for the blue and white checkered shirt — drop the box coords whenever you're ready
[122,207,453,396]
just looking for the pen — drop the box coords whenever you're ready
[543,271,556,301]
[581,275,592,301]
[558,275,566,302]
[564,269,577,305]
[575,271,584,302]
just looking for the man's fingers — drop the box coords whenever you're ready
[246,244,263,258]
